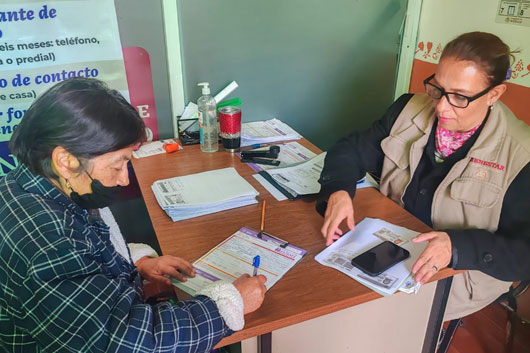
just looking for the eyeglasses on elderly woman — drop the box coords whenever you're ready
[423,74,495,108]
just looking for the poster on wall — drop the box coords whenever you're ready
[0,0,128,177]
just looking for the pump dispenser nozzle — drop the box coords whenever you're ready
[198,82,211,95]
[197,82,218,152]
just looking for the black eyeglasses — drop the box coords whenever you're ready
[423,74,494,108]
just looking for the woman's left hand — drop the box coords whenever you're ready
[411,231,452,284]
[135,255,196,286]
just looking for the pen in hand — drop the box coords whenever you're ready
[253,201,264,275]
[252,255,260,276]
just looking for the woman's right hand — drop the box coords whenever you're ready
[321,190,355,246]
[233,274,267,314]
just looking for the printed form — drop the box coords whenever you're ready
[173,227,306,296]
[242,141,317,173]
[265,152,326,195]
[241,118,302,146]
[315,218,427,296]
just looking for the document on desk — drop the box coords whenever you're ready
[241,141,317,173]
[315,218,427,296]
[256,152,326,200]
[241,118,302,146]
[152,168,259,222]
[172,227,306,296]
[132,139,181,158]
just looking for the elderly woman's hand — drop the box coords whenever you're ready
[321,190,356,246]
[233,274,267,314]
[135,255,196,286]
[411,231,452,284]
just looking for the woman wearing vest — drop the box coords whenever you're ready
[317,32,530,320]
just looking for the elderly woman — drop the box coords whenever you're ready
[0,78,266,352]
[318,32,530,320]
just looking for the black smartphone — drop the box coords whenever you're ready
[351,241,410,276]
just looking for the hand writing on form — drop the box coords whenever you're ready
[411,231,452,284]
[321,190,355,246]
[135,255,196,286]
[233,274,267,314]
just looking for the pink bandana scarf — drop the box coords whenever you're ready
[435,123,480,159]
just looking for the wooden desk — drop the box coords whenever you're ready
[131,139,454,352]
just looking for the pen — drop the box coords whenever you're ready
[260,200,266,234]
[239,143,273,152]
[252,255,260,276]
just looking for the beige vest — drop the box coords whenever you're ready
[379,94,530,320]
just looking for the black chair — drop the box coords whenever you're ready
[499,280,530,353]
[437,280,530,353]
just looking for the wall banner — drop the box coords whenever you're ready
[0,0,128,177]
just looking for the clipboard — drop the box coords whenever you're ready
[172,227,306,296]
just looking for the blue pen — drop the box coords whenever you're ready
[240,143,270,151]
[252,255,260,276]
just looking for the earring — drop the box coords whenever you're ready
[65,179,73,192]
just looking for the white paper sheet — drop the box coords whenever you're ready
[252,174,288,201]
[241,141,317,173]
[132,139,181,159]
[241,119,302,146]
[264,152,326,195]
[315,218,426,296]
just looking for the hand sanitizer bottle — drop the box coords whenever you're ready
[197,82,219,152]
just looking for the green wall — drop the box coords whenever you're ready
[177,0,407,149]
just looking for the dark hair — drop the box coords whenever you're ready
[9,77,145,180]
[440,31,516,86]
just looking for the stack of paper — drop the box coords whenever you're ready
[241,118,302,146]
[315,218,427,296]
[152,168,259,221]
